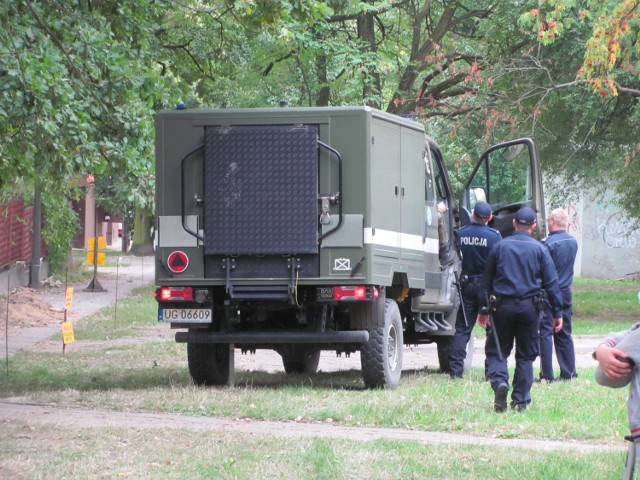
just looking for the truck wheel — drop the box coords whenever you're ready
[436,336,453,374]
[187,343,230,386]
[282,350,321,374]
[360,299,403,389]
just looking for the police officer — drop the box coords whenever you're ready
[539,208,579,381]
[449,202,502,379]
[478,207,563,412]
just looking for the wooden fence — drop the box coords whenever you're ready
[0,199,34,270]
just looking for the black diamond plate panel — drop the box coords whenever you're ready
[204,125,319,255]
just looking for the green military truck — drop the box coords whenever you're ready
[154,105,544,389]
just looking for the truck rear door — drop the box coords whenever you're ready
[459,138,545,238]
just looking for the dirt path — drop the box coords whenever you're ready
[0,399,624,454]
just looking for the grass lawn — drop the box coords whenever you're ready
[1,277,638,479]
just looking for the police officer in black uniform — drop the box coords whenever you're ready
[449,202,502,379]
[478,207,563,412]
[539,207,579,381]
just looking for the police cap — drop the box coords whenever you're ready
[515,207,537,226]
[473,201,492,219]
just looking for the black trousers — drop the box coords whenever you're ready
[486,298,539,406]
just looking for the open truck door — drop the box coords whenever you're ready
[459,138,545,238]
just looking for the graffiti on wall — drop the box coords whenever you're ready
[579,204,640,250]
[598,211,640,249]
[566,202,582,238]
[544,182,640,278]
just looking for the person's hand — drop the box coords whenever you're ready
[552,317,563,333]
[477,313,489,329]
[595,344,633,380]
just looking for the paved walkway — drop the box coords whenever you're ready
[0,255,155,357]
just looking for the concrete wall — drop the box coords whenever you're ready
[551,193,640,280]
[0,260,49,291]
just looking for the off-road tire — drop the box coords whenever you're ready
[282,350,321,374]
[360,299,403,389]
[187,343,231,386]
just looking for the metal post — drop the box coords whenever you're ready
[4,275,9,376]
[114,257,120,326]
[227,344,235,387]
[84,200,106,292]
[29,185,42,289]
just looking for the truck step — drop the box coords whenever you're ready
[229,284,291,300]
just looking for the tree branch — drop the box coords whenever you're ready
[327,0,408,23]
[159,39,215,82]
[263,51,295,77]
[616,83,640,97]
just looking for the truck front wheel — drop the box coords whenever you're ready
[360,299,403,389]
[187,343,231,386]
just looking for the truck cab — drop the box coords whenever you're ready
[154,106,544,389]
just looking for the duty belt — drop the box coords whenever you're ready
[462,275,483,285]
[498,296,536,304]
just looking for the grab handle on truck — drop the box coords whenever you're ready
[317,140,343,241]
[180,144,205,242]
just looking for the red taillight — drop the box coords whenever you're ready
[333,286,374,301]
[157,286,193,302]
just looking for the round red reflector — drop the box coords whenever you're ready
[167,251,189,273]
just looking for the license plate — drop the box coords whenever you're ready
[159,308,212,323]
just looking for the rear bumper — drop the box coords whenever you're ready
[175,330,369,345]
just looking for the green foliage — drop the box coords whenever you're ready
[3,0,640,255]
[0,0,172,207]
[41,189,79,273]
[507,1,640,215]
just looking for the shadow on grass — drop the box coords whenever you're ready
[207,364,446,391]
[1,361,446,395]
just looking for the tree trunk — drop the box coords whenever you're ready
[130,206,153,256]
[315,53,330,107]
[357,8,382,109]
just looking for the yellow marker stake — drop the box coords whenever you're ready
[86,237,106,266]
[61,321,75,344]
[62,287,75,354]
[64,287,74,310]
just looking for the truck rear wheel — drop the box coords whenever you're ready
[282,349,321,374]
[187,343,231,386]
[360,299,403,389]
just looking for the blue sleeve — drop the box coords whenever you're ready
[540,248,562,317]
[481,246,498,296]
